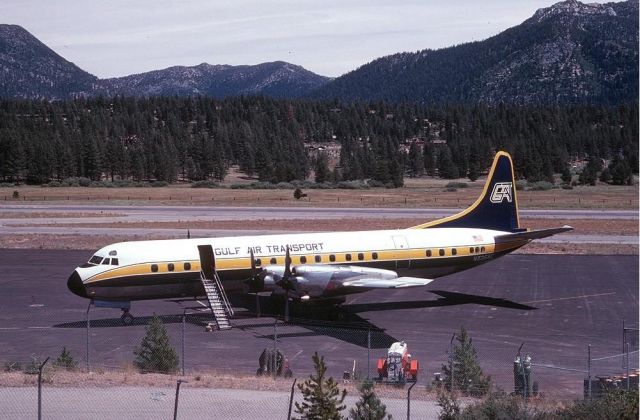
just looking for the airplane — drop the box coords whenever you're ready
[67,151,572,324]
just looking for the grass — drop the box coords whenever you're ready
[0,182,637,209]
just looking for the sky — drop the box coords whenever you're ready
[0,0,618,79]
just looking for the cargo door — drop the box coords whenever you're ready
[392,235,410,269]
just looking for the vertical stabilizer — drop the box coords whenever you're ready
[412,151,521,232]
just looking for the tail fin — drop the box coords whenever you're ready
[412,151,522,232]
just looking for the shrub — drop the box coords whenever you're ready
[12,190,19,199]
[554,390,638,420]
[0,182,16,188]
[561,184,573,190]
[445,182,468,189]
[441,326,491,396]
[350,379,390,420]
[150,181,168,187]
[295,352,346,419]
[191,180,221,188]
[133,315,179,374]
[54,347,78,371]
[3,361,22,372]
[515,180,528,191]
[527,181,554,191]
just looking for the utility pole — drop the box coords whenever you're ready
[37,357,50,420]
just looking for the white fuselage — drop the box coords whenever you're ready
[70,227,523,302]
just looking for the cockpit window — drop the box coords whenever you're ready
[89,256,103,265]
[111,258,119,265]
[102,258,110,265]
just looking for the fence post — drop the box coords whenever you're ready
[273,319,278,380]
[37,357,50,420]
[367,328,371,380]
[86,302,92,372]
[181,310,186,376]
[407,380,416,420]
[587,344,591,400]
[287,378,297,420]
[173,379,187,420]
[450,333,456,393]
[626,342,630,390]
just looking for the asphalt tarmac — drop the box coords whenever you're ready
[0,249,637,398]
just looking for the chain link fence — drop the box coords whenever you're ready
[1,310,638,419]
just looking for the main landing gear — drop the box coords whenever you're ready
[120,309,134,325]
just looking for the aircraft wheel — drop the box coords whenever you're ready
[121,312,134,325]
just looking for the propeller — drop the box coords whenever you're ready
[275,246,297,322]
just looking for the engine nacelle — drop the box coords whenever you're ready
[261,264,398,299]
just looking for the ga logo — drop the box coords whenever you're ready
[490,182,513,203]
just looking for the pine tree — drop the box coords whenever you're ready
[408,141,423,177]
[349,379,391,420]
[133,315,179,373]
[54,347,78,370]
[441,326,490,396]
[314,152,331,183]
[295,352,347,420]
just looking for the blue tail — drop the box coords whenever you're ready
[412,151,522,232]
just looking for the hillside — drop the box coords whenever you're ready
[0,25,98,99]
[312,0,639,105]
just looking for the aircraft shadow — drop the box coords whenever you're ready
[343,290,538,313]
[53,291,533,348]
[53,313,213,329]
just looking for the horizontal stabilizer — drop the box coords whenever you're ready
[343,277,433,289]
[495,226,573,242]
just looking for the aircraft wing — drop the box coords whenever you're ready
[495,226,573,242]
[341,277,433,289]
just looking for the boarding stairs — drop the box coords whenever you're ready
[198,245,234,330]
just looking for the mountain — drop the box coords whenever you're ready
[312,0,639,105]
[0,24,98,99]
[0,25,330,100]
[97,61,330,99]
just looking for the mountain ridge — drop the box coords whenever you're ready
[311,0,639,105]
[1,0,637,104]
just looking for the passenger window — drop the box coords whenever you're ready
[475,247,480,253]
[346,254,352,261]
[426,250,432,257]
[300,256,307,264]
[439,249,445,257]
[168,263,175,272]
[270,257,277,264]
[329,255,336,262]
[255,259,261,266]
[469,247,474,253]
[102,258,110,265]
[481,246,486,252]
[452,249,457,256]
[372,252,378,260]
[315,255,321,263]
[357,253,364,261]
[111,258,119,265]
[151,264,158,273]
[184,262,191,271]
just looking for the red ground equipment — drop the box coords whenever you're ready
[376,341,419,383]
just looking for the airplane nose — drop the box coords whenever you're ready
[67,271,88,298]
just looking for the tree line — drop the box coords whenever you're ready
[0,97,637,186]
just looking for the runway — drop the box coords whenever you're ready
[0,249,637,397]
[1,204,638,221]
[1,204,636,245]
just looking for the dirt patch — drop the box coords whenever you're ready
[0,212,122,219]
[1,184,637,209]
[15,217,637,236]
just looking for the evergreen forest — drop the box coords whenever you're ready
[0,97,637,186]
